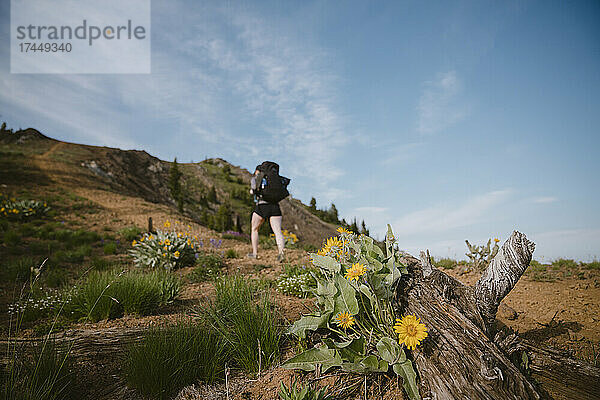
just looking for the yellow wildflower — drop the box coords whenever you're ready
[336,226,352,235]
[163,253,167,257]
[394,315,428,350]
[334,312,355,330]
[345,263,367,281]
[494,238,500,243]
[132,240,137,246]
[164,239,171,246]
[317,236,344,258]
[174,251,180,258]
[164,220,171,228]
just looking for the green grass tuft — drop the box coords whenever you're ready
[122,323,227,400]
[66,270,180,322]
[199,275,282,374]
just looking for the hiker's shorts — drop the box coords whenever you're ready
[254,203,282,219]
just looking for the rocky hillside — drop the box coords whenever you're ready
[0,128,336,245]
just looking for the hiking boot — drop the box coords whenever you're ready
[247,253,259,259]
[277,252,285,263]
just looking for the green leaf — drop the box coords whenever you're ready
[385,224,395,257]
[342,355,388,373]
[282,347,342,373]
[363,255,384,272]
[385,258,401,286]
[376,337,401,364]
[359,284,379,314]
[333,274,359,315]
[327,337,365,362]
[314,279,337,312]
[393,359,421,400]
[311,254,341,274]
[316,279,337,297]
[288,312,332,339]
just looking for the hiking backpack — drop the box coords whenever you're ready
[257,161,290,203]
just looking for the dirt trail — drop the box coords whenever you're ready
[40,141,65,158]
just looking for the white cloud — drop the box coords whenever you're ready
[1,2,348,203]
[531,196,558,204]
[393,189,512,235]
[417,70,468,135]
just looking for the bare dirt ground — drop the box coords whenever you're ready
[445,267,600,363]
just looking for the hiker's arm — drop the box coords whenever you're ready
[250,176,257,194]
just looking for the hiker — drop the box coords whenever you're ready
[248,161,290,262]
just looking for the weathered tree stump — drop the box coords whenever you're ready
[395,231,600,399]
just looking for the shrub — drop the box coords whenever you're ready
[129,230,198,270]
[190,253,224,282]
[551,258,578,269]
[225,248,239,259]
[118,226,143,242]
[276,264,317,298]
[66,270,180,322]
[2,256,37,282]
[19,222,36,237]
[103,242,117,255]
[222,230,248,242]
[1,198,50,221]
[43,267,70,288]
[64,244,92,263]
[303,244,318,252]
[3,230,21,246]
[29,240,55,255]
[465,238,500,270]
[123,323,227,400]
[90,257,113,271]
[434,257,457,270]
[199,276,282,374]
[526,260,554,282]
[584,260,600,270]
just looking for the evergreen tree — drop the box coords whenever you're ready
[214,203,233,232]
[328,203,339,222]
[168,158,184,212]
[350,218,359,234]
[208,186,218,203]
[0,122,6,133]
[309,197,317,211]
[361,220,370,237]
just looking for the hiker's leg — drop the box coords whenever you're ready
[251,212,264,256]
[269,216,285,254]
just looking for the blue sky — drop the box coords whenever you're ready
[1,0,599,261]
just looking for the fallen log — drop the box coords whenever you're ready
[396,231,600,400]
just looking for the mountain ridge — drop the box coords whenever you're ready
[0,127,337,246]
